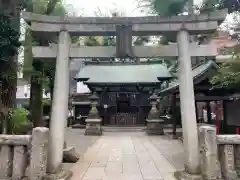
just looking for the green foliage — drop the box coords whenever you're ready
[139,0,240,15]
[42,99,51,105]
[211,54,240,89]
[9,108,32,134]
[218,0,240,13]
[133,36,150,45]
[138,0,188,16]
[0,13,21,61]
[84,36,101,46]
[23,0,69,84]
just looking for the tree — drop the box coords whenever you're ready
[211,53,240,90]
[138,0,240,15]
[0,13,20,61]
[23,0,68,127]
[137,0,188,16]
[0,7,21,133]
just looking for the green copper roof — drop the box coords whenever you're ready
[75,64,172,84]
[160,60,219,95]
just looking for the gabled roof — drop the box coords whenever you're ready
[160,60,219,95]
[75,63,172,85]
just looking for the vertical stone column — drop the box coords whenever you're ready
[47,31,71,173]
[177,30,200,175]
[30,127,49,180]
[198,125,221,180]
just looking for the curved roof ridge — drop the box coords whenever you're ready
[160,60,218,95]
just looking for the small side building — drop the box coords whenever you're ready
[160,60,240,135]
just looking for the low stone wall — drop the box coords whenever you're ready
[198,125,240,180]
[0,127,49,180]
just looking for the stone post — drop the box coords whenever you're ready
[198,125,221,180]
[146,92,164,135]
[85,92,102,136]
[177,30,201,176]
[219,144,238,180]
[47,31,71,173]
[30,127,49,180]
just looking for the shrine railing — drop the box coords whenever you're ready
[0,127,49,180]
[198,125,240,180]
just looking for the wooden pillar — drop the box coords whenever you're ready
[171,94,177,138]
[195,101,199,123]
[206,101,211,124]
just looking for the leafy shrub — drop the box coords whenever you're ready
[9,108,32,134]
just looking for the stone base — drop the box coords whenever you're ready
[174,171,203,180]
[45,170,73,180]
[84,119,102,136]
[71,124,85,129]
[146,119,164,135]
[63,147,80,163]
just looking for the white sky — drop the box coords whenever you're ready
[63,0,233,31]
[63,0,146,16]
[63,0,206,17]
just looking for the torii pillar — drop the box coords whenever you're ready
[47,31,71,173]
[177,29,201,178]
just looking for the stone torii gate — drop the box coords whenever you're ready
[22,10,227,178]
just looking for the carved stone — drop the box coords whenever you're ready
[63,147,80,163]
[45,170,73,180]
[219,144,238,180]
[217,135,240,144]
[12,146,28,180]
[174,171,203,180]
[198,125,221,180]
[235,145,240,172]
[85,119,102,136]
[0,135,31,145]
[0,145,13,179]
[146,119,164,135]
[30,127,49,180]
[146,93,164,135]
[84,93,102,136]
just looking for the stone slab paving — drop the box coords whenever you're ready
[70,131,185,180]
[64,128,100,171]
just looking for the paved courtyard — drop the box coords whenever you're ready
[67,128,185,180]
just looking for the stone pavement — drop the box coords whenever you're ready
[70,130,185,180]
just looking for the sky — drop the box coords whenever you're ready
[63,0,204,17]
[63,0,233,31]
[63,0,146,16]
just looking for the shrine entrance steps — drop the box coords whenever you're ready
[103,126,145,132]
[69,130,184,180]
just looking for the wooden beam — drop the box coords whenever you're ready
[176,95,225,101]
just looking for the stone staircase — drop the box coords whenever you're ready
[102,126,146,132]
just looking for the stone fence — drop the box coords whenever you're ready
[0,127,49,180]
[199,125,240,180]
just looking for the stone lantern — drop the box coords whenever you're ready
[146,92,164,135]
[84,92,102,136]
